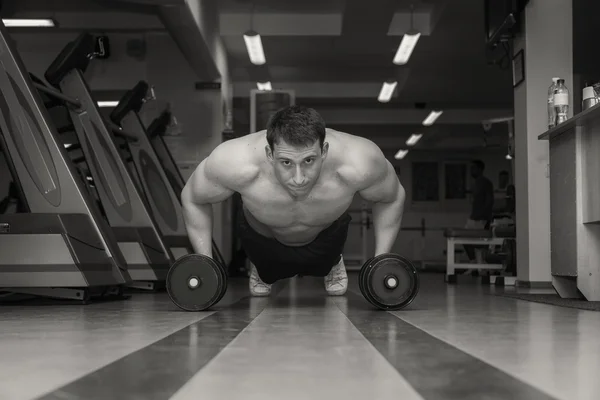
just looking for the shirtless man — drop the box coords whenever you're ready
[181,106,406,296]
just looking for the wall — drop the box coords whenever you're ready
[573,0,600,114]
[14,33,147,88]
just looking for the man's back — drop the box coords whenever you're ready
[470,175,494,222]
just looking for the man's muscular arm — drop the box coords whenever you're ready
[181,141,253,257]
[354,142,406,256]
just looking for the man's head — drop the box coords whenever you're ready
[265,105,328,196]
[470,160,485,178]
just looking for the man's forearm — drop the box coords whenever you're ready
[182,200,214,257]
[372,186,406,255]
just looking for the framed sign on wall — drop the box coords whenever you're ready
[250,89,296,133]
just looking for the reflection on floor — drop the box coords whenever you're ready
[1,273,599,400]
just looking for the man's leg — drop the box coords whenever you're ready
[463,219,485,261]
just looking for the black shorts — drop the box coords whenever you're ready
[237,207,352,284]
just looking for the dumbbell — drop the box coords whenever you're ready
[166,254,228,311]
[359,253,420,311]
[167,252,420,312]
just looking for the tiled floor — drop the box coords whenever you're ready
[1,273,599,400]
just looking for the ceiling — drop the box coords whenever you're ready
[1,0,515,152]
[222,0,514,152]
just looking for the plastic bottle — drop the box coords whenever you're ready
[553,79,570,125]
[548,77,560,129]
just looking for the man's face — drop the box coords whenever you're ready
[266,139,328,197]
[470,164,481,178]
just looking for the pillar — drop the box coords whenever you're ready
[513,0,573,285]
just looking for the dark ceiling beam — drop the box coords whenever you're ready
[341,0,399,36]
[233,95,512,110]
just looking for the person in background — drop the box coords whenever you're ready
[464,160,494,262]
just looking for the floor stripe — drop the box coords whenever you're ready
[170,279,425,400]
[337,291,559,400]
[35,294,273,400]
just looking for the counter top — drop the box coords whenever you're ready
[538,102,600,140]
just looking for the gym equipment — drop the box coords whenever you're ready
[108,81,190,259]
[0,182,26,214]
[40,32,174,290]
[145,110,185,198]
[444,228,505,283]
[145,109,227,267]
[109,81,226,267]
[0,21,131,301]
[359,253,420,310]
[166,254,227,311]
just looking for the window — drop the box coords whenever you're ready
[412,162,439,201]
[445,163,467,199]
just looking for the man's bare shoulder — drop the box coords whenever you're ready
[328,129,388,189]
[203,132,265,188]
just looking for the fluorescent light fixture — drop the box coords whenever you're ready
[393,32,421,65]
[243,30,266,65]
[2,19,55,27]
[422,110,443,126]
[506,154,512,160]
[63,143,73,149]
[97,101,119,108]
[257,81,272,91]
[378,81,397,103]
[394,149,408,160]
[406,133,423,146]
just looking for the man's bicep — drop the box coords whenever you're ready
[358,159,402,203]
[182,157,235,205]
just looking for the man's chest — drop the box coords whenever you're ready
[241,180,355,227]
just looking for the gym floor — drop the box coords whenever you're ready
[1,274,598,400]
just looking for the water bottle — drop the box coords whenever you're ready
[548,77,560,129]
[553,79,569,125]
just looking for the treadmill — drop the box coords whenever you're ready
[37,33,174,290]
[0,21,131,302]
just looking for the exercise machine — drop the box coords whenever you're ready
[109,81,226,266]
[38,32,174,290]
[444,223,516,285]
[0,21,131,301]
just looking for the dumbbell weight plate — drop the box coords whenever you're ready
[359,253,420,311]
[214,259,228,304]
[358,256,375,296]
[166,254,226,311]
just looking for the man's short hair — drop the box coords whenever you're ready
[266,105,326,150]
